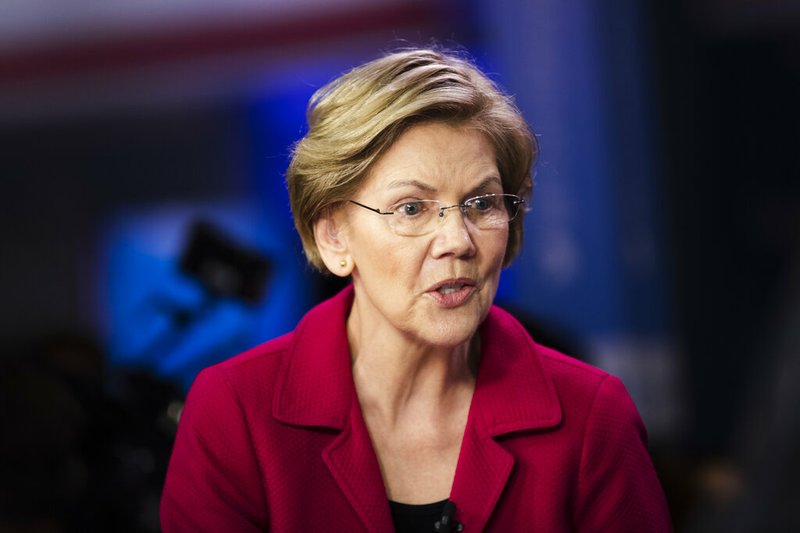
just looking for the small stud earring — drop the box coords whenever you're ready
[339,259,347,268]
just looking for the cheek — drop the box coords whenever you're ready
[355,235,419,285]
[385,241,427,284]
[484,229,509,270]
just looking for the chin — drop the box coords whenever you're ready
[416,312,484,348]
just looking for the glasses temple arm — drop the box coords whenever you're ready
[348,200,394,215]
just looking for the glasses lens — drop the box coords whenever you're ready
[387,199,440,236]
[504,195,524,222]
[383,195,524,236]
[466,194,523,229]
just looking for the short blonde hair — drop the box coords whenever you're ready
[287,47,537,271]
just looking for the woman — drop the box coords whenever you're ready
[161,48,671,532]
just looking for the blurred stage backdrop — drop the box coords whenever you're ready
[1,0,798,531]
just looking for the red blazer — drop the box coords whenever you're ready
[161,286,671,531]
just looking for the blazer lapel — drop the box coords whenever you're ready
[322,396,394,531]
[272,286,393,531]
[450,422,515,531]
[450,306,563,530]
[272,291,562,531]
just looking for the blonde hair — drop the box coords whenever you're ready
[287,47,537,271]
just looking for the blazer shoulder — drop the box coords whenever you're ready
[196,330,294,397]
[486,305,613,396]
[533,342,647,443]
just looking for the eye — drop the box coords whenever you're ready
[394,201,426,217]
[469,195,497,212]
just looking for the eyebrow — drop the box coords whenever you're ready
[471,176,504,194]
[385,176,503,194]
[385,179,437,192]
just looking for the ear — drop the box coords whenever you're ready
[313,212,354,277]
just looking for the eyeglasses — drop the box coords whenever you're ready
[349,193,525,237]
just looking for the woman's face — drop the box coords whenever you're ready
[341,122,509,349]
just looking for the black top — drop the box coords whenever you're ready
[389,499,448,533]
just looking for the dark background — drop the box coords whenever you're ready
[1,0,798,531]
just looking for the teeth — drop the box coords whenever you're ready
[438,284,463,295]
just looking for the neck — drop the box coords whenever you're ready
[347,305,479,426]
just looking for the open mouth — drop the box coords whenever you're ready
[437,283,466,295]
[428,279,476,308]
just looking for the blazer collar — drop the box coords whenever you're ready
[272,285,357,429]
[272,286,393,531]
[271,286,564,530]
[273,285,563,434]
[449,305,563,531]
[470,304,563,436]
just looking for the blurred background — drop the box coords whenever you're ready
[1,0,798,531]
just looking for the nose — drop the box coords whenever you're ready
[436,203,465,219]
[430,204,476,258]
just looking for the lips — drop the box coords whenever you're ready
[427,278,477,308]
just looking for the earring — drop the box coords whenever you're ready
[339,259,347,268]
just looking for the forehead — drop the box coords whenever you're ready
[363,122,501,195]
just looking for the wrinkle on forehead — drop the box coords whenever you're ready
[365,125,500,194]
